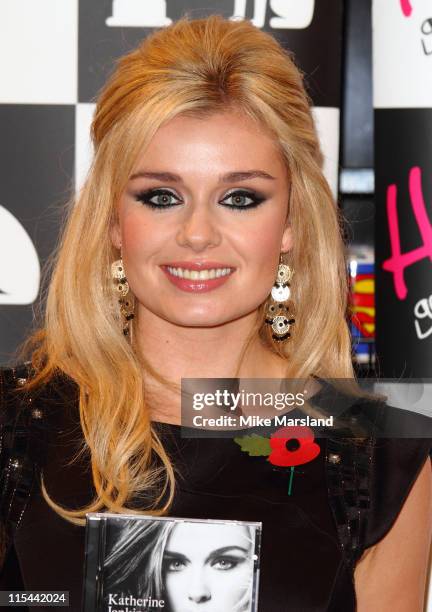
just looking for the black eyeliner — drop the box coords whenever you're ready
[219,189,267,210]
[134,187,267,211]
[134,188,181,209]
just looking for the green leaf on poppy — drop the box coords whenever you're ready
[234,434,271,456]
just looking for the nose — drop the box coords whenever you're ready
[176,202,222,252]
[187,568,211,603]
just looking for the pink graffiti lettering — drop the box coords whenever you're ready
[400,0,413,17]
[382,166,432,300]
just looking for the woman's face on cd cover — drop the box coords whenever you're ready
[162,522,254,611]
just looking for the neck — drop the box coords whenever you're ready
[135,305,289,423]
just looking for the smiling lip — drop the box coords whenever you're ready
[162,260,235,270]
[160,262,236,293]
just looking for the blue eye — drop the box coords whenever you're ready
[134,188,265,211]
[135,189,182,209]
[219,190,266,210]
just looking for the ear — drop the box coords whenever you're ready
[281,223,293,254]
[110,221,122,250]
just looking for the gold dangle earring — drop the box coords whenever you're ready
[265,253,295,341]
[111,257,135,338]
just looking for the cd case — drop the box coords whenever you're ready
[83,512,262,611]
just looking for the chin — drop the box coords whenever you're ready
[162,308,232,327]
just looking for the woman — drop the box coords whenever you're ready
[102,517,256,611]
[0,14,431,612]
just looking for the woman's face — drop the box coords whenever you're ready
[111,111,292,328]
[163,522,254,611]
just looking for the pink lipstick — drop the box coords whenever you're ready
[160,261,236,293]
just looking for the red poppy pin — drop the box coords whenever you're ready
[234,425,320,495]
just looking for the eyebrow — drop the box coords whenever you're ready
[164,545,249,563]
[163,551,189,561]
[129,170,276,182]
[205,546,249,562]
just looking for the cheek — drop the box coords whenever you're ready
[120,208,166,260]
[122,212,149,254]
[117,209,168,295]
[211,570,249,603]
[165,572,187,604]
[165,573,180,592]
[239,214,285,272]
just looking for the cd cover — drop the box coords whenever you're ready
[82,512,262,612]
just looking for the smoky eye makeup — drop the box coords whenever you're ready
[163,554,189,572]
[133,187,268,211]
[134,188,183,209]
[209,554,247,570]
[218,189,267,210]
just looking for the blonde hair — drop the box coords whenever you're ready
[16,15,375,527]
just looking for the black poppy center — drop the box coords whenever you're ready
[285,438,300,452]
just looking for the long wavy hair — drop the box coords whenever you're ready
[15,15,379,526]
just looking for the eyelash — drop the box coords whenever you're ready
[164,556,243,572]
[211,556,242,570]
[134,188,266,212]
[166,559,187,572]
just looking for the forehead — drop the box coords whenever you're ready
[132,111,287,177]
[166,522,250,553]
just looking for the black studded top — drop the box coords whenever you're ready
[0,363,431,611]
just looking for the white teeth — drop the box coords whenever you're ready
[166,266,233,280]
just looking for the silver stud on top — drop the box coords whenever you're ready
[31,408,43,419]
[10,458,21,469]
[327,453,341,464]
[16,377,27,386]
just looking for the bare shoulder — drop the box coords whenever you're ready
[354,456,432,611]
